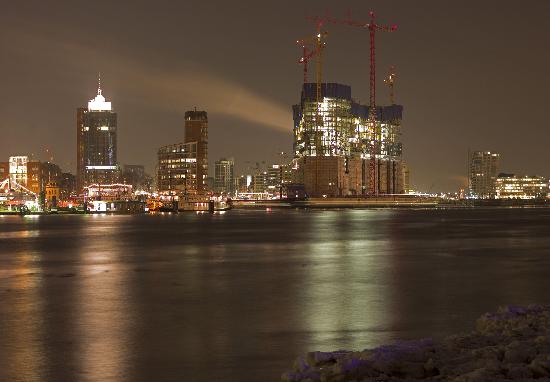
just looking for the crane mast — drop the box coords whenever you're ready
[384,65,397,105]
[308,11,396,195]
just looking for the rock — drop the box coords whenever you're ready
[282,305,550,382]
[503,340,537,363]
[528,355,550,378]
[506,364,533,379]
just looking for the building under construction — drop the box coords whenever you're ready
[292,83,404,197]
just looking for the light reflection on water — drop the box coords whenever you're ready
[75,221,135,382]
[1,209,550,382]
[3,248,45,381]
[303,210,394,351]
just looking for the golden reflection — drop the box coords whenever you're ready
[2,249,45,380]
[75,216,135,382]
[302,210,394,351]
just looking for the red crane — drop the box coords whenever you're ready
[310,11,397,195]
[296,33,327,84]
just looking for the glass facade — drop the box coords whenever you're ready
[292,83,405,196]
[293,83,403,161]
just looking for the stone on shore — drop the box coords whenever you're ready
[282,305,550,382]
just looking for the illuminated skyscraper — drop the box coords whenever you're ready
[77,78,118,191]
[184,109,208,193]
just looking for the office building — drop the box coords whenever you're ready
[469,151,500,199]
[77,80,118,191]
[157,142,198,195]
[252,171,268,193]
[214,158,235,194]
[495,174,548,199]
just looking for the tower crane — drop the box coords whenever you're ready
[296,32,328,84]
[384,65,397,105]
[312,11,397,196]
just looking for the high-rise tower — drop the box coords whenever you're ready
[184,109,208,193]
[214,158,234,194]
[469,151,500,199]
[76,77,118,191]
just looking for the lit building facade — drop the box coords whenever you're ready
[214,158,235,194]
[157,142,198,195]
[469,151,500,199]
[6,156,62,195]
[184,109,208,193]
[495,174,548,199]
[8,156,29,189]
[292,83,404,196]
[252,172,268,193]
[77,82,118,191]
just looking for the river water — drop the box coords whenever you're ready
[1,208,550,381]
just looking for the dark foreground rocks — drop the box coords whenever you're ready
[282,305,550,381]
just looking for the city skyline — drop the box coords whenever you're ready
[1,1,549,192]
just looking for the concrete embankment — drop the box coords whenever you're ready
[282,305,550,381]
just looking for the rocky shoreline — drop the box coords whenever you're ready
[282,305,550,381]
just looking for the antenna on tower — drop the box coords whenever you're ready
[97,72,102,95]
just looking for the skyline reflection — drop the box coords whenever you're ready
[2,209,550,382]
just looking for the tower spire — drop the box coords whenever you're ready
[97,72,102,95]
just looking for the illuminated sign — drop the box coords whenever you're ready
[85,165,117,170]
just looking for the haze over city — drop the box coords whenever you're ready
[2,0,549,192]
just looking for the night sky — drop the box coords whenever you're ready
[2,1,549,192]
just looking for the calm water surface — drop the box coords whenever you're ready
[1,208,550,381]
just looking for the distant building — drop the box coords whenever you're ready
[214,158,235,194]
[495,174,548,199]
[292,83,404,196]
[60,172,76,199]
[252,172,268,193]
[402,162,411,193]
[469,151,500,199]
[45,182,60,208]
[6,156,62,194]
[123,164,151,191]
[266,164,292,197]
[184,109,208,193]
[0,162,8,181]
[236,174,252,194]
[77,79,118,191]
[157,142,198,195]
